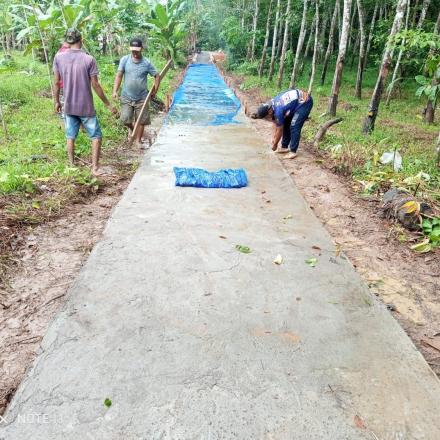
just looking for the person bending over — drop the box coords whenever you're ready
[253,89,313,159]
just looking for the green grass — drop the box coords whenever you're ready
[232,59,440,203]
[0,52,177,196]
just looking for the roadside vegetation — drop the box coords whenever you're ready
[0,0,187,273]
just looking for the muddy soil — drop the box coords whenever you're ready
[223,72,440,377]
[0,117,164,414]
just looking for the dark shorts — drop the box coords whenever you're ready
[120,97,150,125]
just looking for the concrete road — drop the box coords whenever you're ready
[2,60,440,440]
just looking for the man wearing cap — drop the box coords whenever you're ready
[253,89,313,159]
[53,29,118,175]
[112,38,161,149]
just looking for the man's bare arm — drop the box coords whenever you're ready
[53,71,61,113]
[112,71,123,99]
[271,126,283,151]
[151,74,161,97]
[91,75,117,115]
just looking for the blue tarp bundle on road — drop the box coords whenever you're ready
[168,63,241,126]
[174,167,248,188]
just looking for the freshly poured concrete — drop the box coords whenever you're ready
[2,78,440,440]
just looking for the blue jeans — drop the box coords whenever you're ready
[65,115,102,140]
[281,97,313,152]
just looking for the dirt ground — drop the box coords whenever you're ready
[0,117,163,414]
[223,72,440,378]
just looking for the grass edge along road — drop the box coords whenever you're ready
[0,53,179,271]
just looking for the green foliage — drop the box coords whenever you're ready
[0,53,177,197]
[146,0,187,62]
[220,16,250,64]
[411,217,440,252]
[415,73,439,103]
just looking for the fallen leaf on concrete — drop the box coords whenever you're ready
[305,257,318,267]
[354,415,366,429]
[312,245,321,251]
[421,337,440,353]
[282,332,301,343]
[236,245,251,254]
[283,214,293,220]
[104,398,112,408]
[219,235,227,239]
[335,242,342,257]
[273,255,283,265]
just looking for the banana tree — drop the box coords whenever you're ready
[146,0,186,62]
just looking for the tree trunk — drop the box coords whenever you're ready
[300,14,316,75]
[363,1,378,72]
[386,0,410,106]
[259,0,274,77]
[308,0,320,93]
[318,13,328,63]
[277,17,284,58]
[337,0,342,43]
[362,0,408,134]
[354,0,366,98]
[240,0,246,30]
[417,0,430,28]
[424,10,440,123]
[347,2,357,53]
[289,0,309,87]
[276,0,292,88]
[269,0,281,81]
[249,0,260,61]
[321,0,339,85]
[327,0,353,116]
[350,33,360,69]
[411,0,420,28]
[0,33,7,54]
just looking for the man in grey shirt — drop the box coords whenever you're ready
[54,29,117,175]
[112,38,161,149]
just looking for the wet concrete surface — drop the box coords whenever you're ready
[2,57,440,439]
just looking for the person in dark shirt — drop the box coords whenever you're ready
[253,89,313,159]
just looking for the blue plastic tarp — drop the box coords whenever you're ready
[168,63,241,126]
[174,167,248,188]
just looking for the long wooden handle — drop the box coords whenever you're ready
[129,59,173,144]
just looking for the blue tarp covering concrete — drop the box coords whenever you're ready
[168,63,241,126]
[174,167,248,188]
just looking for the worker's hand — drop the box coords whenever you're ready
[54,101,62,113]
[108,104,119,117]
[271,143,278,151]
[112,91,119,100]
[151,87,157,99]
